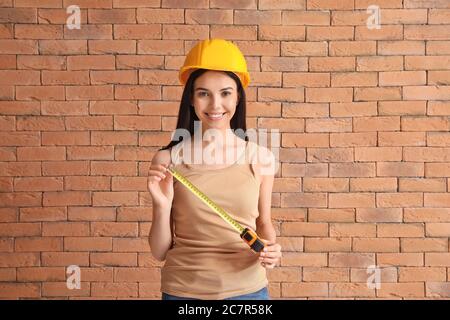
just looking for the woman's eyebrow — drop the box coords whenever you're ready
[194,87,234,91]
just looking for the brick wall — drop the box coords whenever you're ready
[0,0,449,299]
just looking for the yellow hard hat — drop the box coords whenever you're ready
[179,38,250,89]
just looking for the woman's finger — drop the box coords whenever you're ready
[261,262,276,269]
[263,243,281,252]
[259,256,279,264]
[260,251,281,259]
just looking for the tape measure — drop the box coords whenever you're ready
[166,165,265,253]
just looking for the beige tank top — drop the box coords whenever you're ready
[160,140,268,299]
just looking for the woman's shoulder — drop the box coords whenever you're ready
[247,141,275,162]
[247,141,277,176]
[151,147,172,166]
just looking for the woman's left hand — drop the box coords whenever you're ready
[259,239,282,269]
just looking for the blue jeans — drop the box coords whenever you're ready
[162,287,270,300]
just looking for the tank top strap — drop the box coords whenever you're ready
[169,139,255,169]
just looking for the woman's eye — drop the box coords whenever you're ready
[222,91,231,96]
[199,92,208,97]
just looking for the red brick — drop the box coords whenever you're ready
[404,208,450,222]
[281,193,327,208]
[399,178,446,192]
[281,222,328,237]
[350,178,397,192]
[401,238,448,252]
[330,283,375,298]
[41,252,89,266]
[90,253,137,267]
[330,132,377,147]
[68,207,116,221]
[329,193,375,208]
[15,237,62,252]
[306,118,352,132]
[305,237,351,252]
[91,131,138,146]
[426,253,450,267]
[63,0,112,8]
[42,222,89,236]
[64,237,112,251]
[0,192,41,207]
[424,194,450,209]
[210,25,257,40]
[65,25,113,40]
[378,223,424,237]
[258,88,304,103]
[378,162,424,177]
[15,24,62,39]
[329,253,375,267]
[0,283,40,298]
[353,116,400,132]
[425,163,450,177]
[377,283,425,298]
[43,191,91,206]
[42,282,90,297]
[14,177,63,191]
[65,176,111,191]
[185,9,233,25]
[357,56,403,72]
[330,223,376,237]
[354,147,402,161]
[282,282,328,298]
[66,85,113,100]
[426,282,450,298]
[404,86,450,100]
[330,163,376,177]
[403,116,449,131]
[17,267,65,282]
[356,25,403,40]
[353,238,399,252]
[378,192,424,208]
[39,40,86,55]
[379,132,425,146]
[309,209,355,222]
[20,207,67,222]
[308,0,353,10]
[281,41,328,57]
[67,55,115,70]
[42,161,89,176]
[115,85,161,100]
[67,146,114,161]
[356,208,403,223]
[405,147,450,162]
[355,87,402,101]
[282,253,328,267]
[378,253,424,267]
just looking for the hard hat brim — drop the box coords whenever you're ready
[179,67,250,89]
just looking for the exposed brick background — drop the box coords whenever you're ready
[0,0,449,299]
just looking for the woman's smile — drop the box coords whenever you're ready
[205,112,227,121]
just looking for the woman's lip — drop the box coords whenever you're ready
[205,112,226,120]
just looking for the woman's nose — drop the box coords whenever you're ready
[210,94,222,108]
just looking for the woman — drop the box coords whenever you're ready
[148,39,282,300]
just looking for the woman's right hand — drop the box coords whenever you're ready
[147,163,174,210]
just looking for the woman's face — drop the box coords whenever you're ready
[191,70,239,131]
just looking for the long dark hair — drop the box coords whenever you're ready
[159,69,248,151]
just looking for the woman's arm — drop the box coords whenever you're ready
[148,150,174,261]
[256,172,276,242]
[149,204,173,261]
[254,146,281,268]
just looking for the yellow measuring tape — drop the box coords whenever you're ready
[166,165,265,253]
